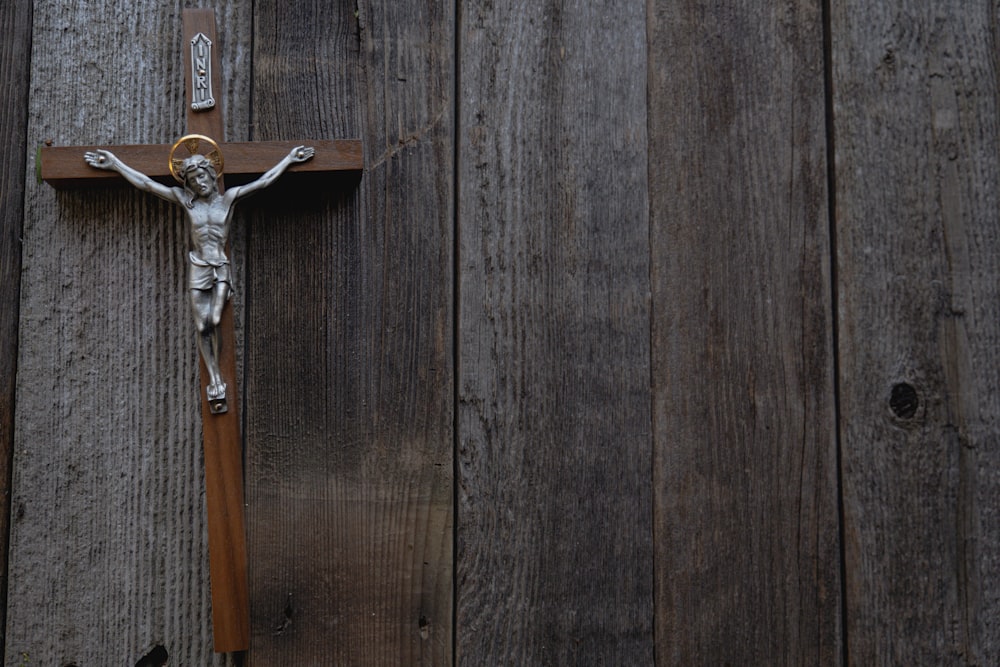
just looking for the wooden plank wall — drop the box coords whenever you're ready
[0,0,32,660]
[648,1,841,664]
[833,2,1000,664]
[4,1,1000,665]
[457,1,654,664]
[244,1,453,663]
[5,2,250,665]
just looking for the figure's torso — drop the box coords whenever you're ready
[185,194,233,263]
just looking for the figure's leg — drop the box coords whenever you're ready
[190,288,225,399]
[210,280,230,326]
[205,281,230,397]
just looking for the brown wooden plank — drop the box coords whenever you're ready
[244,2,452,664]
[5,3,253,664]
[648,2,841,664]
[0,0,32,658]
[40,139,363,188]
[456,3,654,664]
[200,355,249,654]
[180,9,249,654]
[832,3,1000,664]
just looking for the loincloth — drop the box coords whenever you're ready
[188,252,232,292]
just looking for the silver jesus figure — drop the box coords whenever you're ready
[84,140,314,412]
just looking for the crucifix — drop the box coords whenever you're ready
[39,9,362,653]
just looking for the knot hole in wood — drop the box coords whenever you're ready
[889,382,919,420]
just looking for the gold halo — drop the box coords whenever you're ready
[168,134,224,183]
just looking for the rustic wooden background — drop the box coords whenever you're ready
[1,1,997,665]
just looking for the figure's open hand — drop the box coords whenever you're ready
[289,146,315,163]
[84,149,117,170]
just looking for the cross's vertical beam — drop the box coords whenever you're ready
[182,9,249,653]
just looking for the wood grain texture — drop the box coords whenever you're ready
[0,0,31,658]
[6,3,252,664]
[832,3,1000,664]
[244,1,453,664]
[457,2,654,664]
[648,1,841,664]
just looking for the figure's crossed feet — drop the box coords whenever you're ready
[207,382,227,401]
[207,382,228,414]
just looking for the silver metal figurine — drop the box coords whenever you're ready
[84,134,314,413]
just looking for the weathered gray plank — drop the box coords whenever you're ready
[6,3,251,663]
[244,1,453,663]
[648,1,841,663]
[832,3,1000,664]
[0,0,32,657]
[457,2,653,664]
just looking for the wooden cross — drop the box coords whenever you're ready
[39,10,361,653]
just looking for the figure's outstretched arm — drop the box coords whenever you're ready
[229,146,314,201]
[84,149,178,202]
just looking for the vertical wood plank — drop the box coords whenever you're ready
[648,1,842,663]
[832,3,1000,663]
[182,9,250,653]
[457,2,654,664]
[0,0,32,657]
[6,3,251,663]
[244,2,453,663]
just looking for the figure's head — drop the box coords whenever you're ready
[180,155,218,198]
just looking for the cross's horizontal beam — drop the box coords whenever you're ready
[40,139,363,189]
